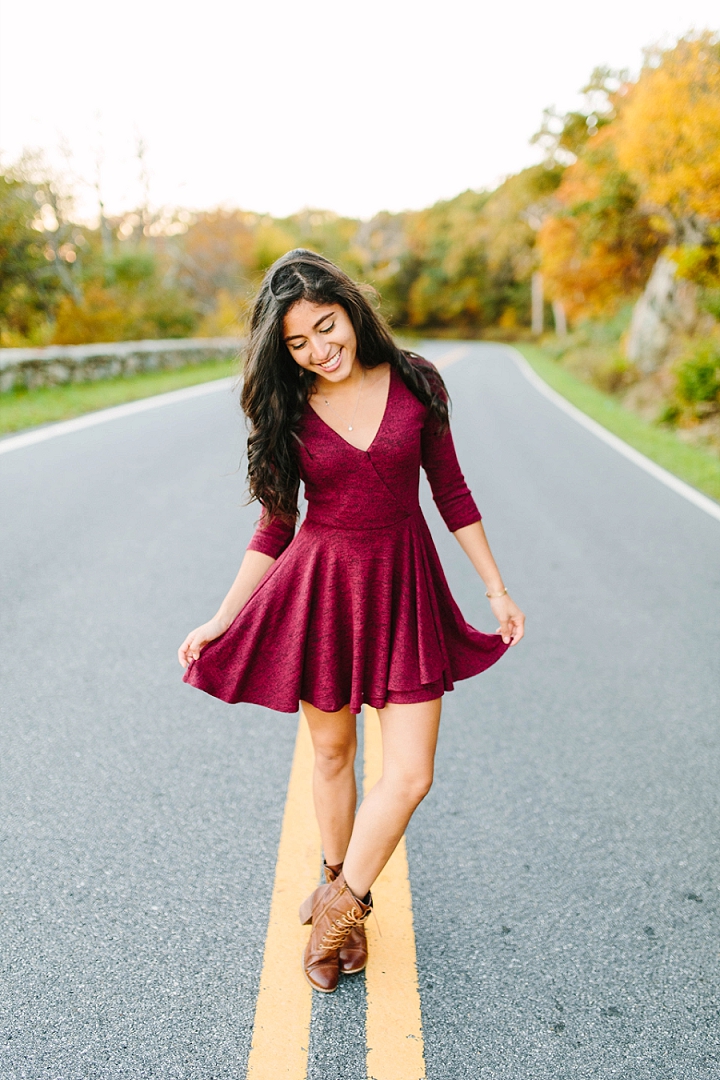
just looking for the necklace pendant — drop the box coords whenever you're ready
[348,426,353,431]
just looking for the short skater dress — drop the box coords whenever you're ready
[183,362,509,714]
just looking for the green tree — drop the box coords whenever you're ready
[478,164,564,326]
[0,173,57,343]
[0,159,82,345]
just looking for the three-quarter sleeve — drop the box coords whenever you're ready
[246,505,296,559]
[420,407,482,533]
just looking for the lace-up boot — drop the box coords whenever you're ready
[324,861,368,975]
[299,870,372,992]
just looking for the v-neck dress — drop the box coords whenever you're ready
[183,363,508,714]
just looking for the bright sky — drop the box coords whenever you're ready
[0,0,717,222]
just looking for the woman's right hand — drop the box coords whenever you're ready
[178,617,229,668]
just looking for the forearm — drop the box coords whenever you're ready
[453,520,505,593]
[214,549,275,629]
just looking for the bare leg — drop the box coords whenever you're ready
[302,701,358,867]
[342,698,441,898]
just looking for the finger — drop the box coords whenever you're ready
[189,639,205,662]
[179,635,198,667]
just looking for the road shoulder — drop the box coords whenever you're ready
[515,343,720,503]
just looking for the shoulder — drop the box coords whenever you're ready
[400,351,448,404]
[402,350,436,375]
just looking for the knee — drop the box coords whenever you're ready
[408,772,434,806]
[314,739,356,781]
[390,769,434,808]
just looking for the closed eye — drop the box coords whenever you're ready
[288,321,334,349]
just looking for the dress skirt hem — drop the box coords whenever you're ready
[183,513,509,716]
[185,670,498,715]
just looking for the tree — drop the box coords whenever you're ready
[0,158,81,345]
[613,33,720,240]
[398,190,493,329]
[537,128,665,322]
[53,246,198,344]
[281,209,361,276]
[478,164,563,327]
[613,34,720,368]
[179,209,258,314]
[0,174,58,343]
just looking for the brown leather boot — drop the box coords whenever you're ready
[324,862,369,975]
[299,871,372,993]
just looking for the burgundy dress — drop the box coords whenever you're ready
[183,364,508,714]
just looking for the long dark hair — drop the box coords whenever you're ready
[241,249,449,523]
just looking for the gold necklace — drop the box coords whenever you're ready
[322,369,365,432]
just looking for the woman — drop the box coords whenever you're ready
[179,249,524,993]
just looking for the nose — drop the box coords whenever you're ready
[310,336,334,363]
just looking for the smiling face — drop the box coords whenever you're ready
[283,300,358,384]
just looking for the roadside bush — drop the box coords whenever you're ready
[674,339,720,412]
[52,257,198,344]
[592,352,638,394]
[53,286,127,344]
[698,287,720,321]
[539,307,638,392]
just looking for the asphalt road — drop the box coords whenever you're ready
[1,343,719,1079]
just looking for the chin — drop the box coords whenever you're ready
[338,353,357,376]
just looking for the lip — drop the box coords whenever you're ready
[317,347,342,373]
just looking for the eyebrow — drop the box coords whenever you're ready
[284,310,336,342]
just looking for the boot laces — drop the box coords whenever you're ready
[320,906,364,950]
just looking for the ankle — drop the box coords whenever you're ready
[350,885,372,907]
[343,873,372,906]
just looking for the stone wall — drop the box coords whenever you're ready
[0,337,244,393]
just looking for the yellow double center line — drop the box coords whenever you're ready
[246,344,471,1075]
[245,708,426,1079]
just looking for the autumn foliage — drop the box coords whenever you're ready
[613,35,720,230]
[537,129,665,321]
[538,33,720,320]
[1,32,719,347]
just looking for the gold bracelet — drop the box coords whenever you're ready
[485,587,508,599]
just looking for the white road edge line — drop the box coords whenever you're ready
[0,377,236,456]
[506,346,720,525]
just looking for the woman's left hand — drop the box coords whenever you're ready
[489,594,525,646]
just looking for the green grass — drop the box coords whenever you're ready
[515,343,720,503]
[0,358,240,436]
